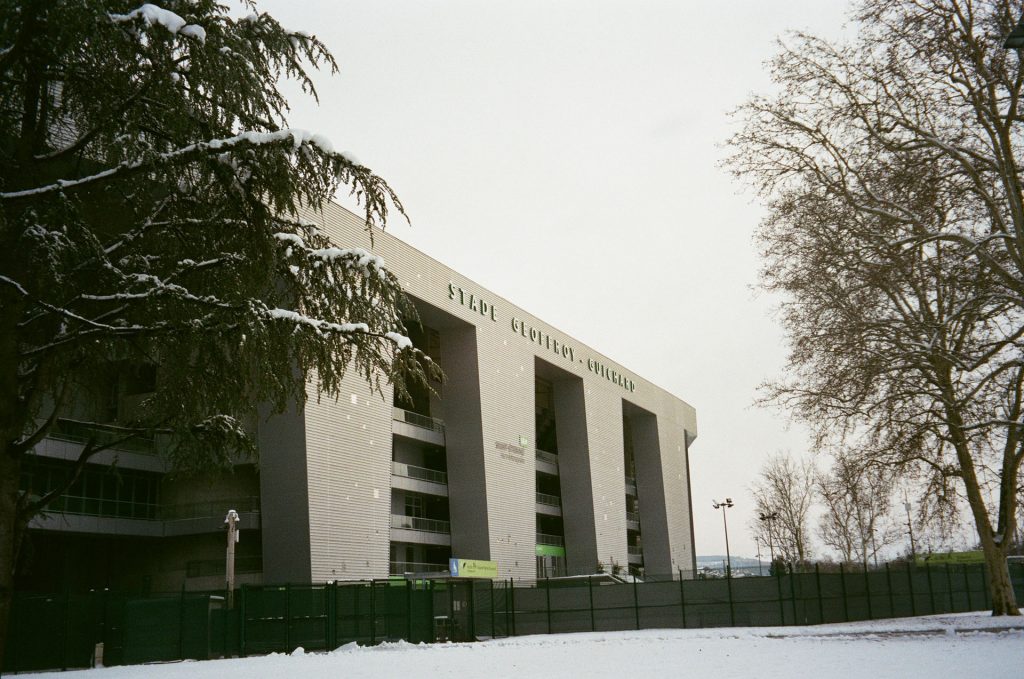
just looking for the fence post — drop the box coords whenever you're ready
[240,585,247,657]
[907,563,917,616]
[406,580,413,642]
[634,577,642,630]
[490,579,496,639]
[178,588,186,661]
[863,565,873,620]
[329,581,338,649]
[62,590,71,671]
[726,570,735,627]
[588,575,596,632]
[776,571,787,625]
[925,564,936,614]
[981,561,991,610]
[468,581,476,640]
[885,563,894,618]
[510,579,517,637]
[945,564,954,613]
[546,577,552,634]
[788,570,798,625]
[814,563,824,623]
[964,565,973,611]
[285,584,292,652]
[678,572,687,629]
[371,581,378,645]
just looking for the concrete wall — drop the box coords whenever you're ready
[271,202,699,581]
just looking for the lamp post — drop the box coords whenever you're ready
[225,509,240,609]
[755,536,763,576]
[759,511,778,569]
[712,498,734,578]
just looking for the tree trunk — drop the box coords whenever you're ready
[982,540,1019,616]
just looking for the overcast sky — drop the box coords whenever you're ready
[258,0,853,559]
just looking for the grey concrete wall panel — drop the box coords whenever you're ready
[549,367,599,575]
[627,406,672,574]
[438,325,491,561]
[304,202,698,581]
[258,402,312,582]
[305,375,395,582]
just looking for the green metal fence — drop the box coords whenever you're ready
[5,562,1022,674]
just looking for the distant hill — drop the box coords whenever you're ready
[697,555,765,569]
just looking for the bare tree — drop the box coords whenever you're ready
[728,0,1023,614]
[750,453,816,571]
[817,452,899,568]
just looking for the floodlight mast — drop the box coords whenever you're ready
[712,498,735,577]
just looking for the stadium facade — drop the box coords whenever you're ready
[19,203,698,592]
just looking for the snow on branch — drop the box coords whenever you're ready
[265,307,370,336]
[272,231,389,281]
[110,3,206,43]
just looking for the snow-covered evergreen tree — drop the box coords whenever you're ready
[0,0,435,658]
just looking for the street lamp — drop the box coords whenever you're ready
[759,511,778,567]
[712,498,734,578]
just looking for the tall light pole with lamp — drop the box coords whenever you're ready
[712,498,734,578]
[759,511,779,570]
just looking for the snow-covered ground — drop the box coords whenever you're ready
[18,613,1024,679]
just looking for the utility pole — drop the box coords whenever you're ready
[225,509,240,609]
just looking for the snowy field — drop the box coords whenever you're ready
[17,613,1024,679]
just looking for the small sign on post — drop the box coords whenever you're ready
[225,509,240,608]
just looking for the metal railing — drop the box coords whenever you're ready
[391,514,450,534]
[48,494,159,521]
[626,511,640,523]
[159,497,260,521]
[536,492,561,507]
[536,532,564,547]
[389,561,450,575]
[535,449,559,466]
[628,545,643,556]
[392,407,445,433]
[625,476,637,495]
[48,418,159,455]
[391,461,448,485]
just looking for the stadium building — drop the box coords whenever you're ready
[18,203,698,592]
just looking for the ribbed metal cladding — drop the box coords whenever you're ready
[260,202,697,582]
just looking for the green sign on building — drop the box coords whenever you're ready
[449,558,498,579]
